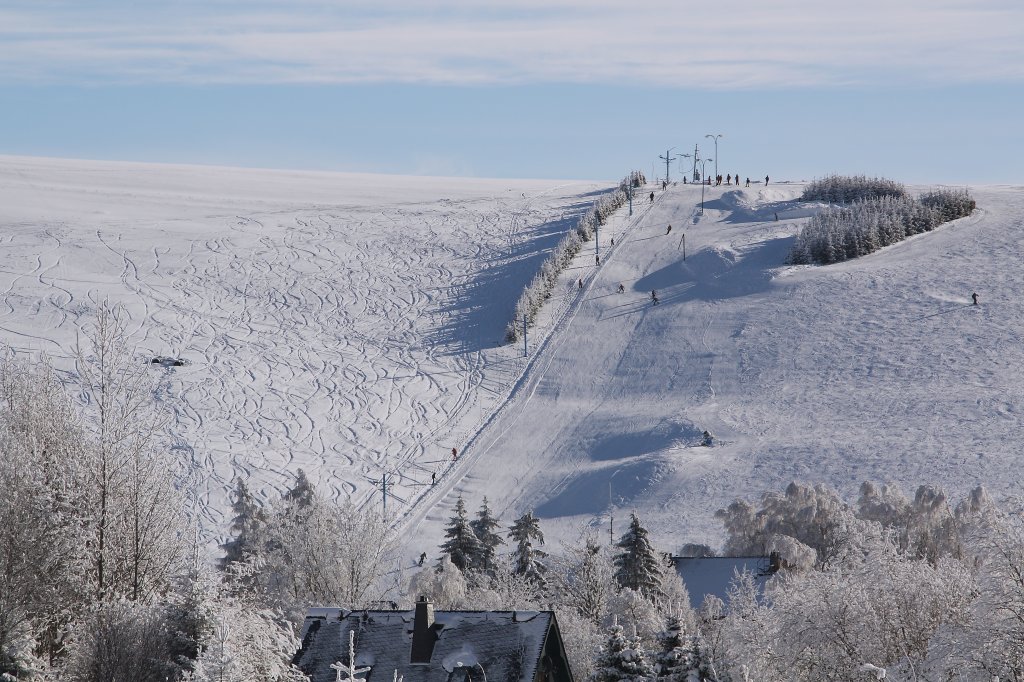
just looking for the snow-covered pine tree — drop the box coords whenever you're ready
[551,537,617,626]
[508,510,547,586]
[588,617,656,682]
[653,615,699,681]
[220,478,266,570]
[439,496,483,572]
[470,497,505,573]
[614,512,663,599]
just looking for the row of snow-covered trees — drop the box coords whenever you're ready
[0,305,325,682]
[685,480,1024,681]
[506,171,645,342]
[802,174,908,203]
[0,305,199,680]
[790,178,976,265]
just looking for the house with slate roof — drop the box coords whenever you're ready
[672,554,780,610]
[293,597,574,682]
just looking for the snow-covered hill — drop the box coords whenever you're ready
[3,154,1021,560]
[405,179,1024,557]
[0,155,606,530]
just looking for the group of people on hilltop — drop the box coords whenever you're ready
[707,174,769,187]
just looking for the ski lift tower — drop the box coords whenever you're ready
[658,147,677,183]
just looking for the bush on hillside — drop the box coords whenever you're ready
[506,171,645,342]
[788,187,975,266]
[802,175,907,203]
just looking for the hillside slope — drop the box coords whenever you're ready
[0,155,607,530]
[406,180,1024,556]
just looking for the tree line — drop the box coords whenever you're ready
[506,171,645,342]
[789,176,976,265]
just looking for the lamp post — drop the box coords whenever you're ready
[699,158,713,215]
[705,134,723,184]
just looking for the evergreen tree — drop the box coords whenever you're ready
[219,478,266,569]
[588,617,655,682]
[614,512,663,599]
[439,496,482,572]
[508,510,547,586]
[654,615,698,680]
[470,497,505,573]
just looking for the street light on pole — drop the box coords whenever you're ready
[699,158,713,215]
[705,134,723,184]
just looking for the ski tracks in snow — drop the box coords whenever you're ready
[0,174,605,534]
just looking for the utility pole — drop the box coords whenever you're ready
[608,482,614,545]
[595,219,599,261]
[522,313,527,357]
[627,184,633,216]
[679,233,686,260]
[658,147,677,183]
[379,473,389,515]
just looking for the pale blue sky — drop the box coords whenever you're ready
[1,1,1021,182]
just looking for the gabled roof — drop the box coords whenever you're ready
[294,608,556,682]
[672,556,775,610]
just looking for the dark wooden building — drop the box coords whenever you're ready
[293,597,574,682]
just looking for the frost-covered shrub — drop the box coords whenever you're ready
[788,187,975,265]
[802,174,906,203]
[507,171,645,342]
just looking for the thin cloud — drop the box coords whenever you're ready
[1,1,1021,87]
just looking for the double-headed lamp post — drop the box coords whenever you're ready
[705,134,723,183]
[699,158,713,215]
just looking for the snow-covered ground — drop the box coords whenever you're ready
[0,155,606,530]
[3,154,1022,560]
[407,179,1024,557]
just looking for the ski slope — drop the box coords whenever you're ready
[3,154,1022,558]
[0,155,606,529]
[405,179,1024,556]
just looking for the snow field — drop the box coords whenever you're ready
[0,155,607,535]
[5,154,1021,564]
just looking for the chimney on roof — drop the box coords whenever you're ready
[411,596,437,664]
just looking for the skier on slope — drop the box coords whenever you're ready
[972,292,979,305]
[651,290,659,305]
[617,283,625,294]
[666,224,672,235]
[452,447,458,460]
[650,191,655,203]
[765,175,770,186]
[578,277,583,290]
